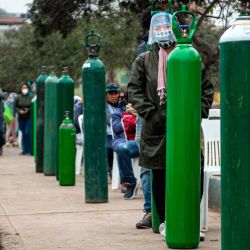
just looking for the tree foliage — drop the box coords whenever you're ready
[0,8,140,90]
[0,0,249,90]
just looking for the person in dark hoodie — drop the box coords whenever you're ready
[15,82,34,155]
[0,88,7,156]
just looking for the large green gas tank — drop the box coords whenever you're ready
[44,67,58,176]
[56,68,74,180]
[220,15,250,250]
[59,111,76,186]
[36,66,47,173]
[82,30,108,203]
[166,6,201,249]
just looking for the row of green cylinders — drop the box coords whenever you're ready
[36,67,76,185]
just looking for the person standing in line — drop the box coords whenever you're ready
[15,83,34,155]
[4,92,18,147]
[0,88,7,156]
[134,6,153,229]
[128,12,214,238]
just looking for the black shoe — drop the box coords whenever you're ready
[136,212,152,229]
[0,147,3,156]
[124,182,138,200]
[19,152,27,155]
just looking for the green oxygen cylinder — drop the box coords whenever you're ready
[30,95,36,156]
[32,95,37,161]
[59,111,76,186]
[82,30,108,203]
[36,66,47,173]
[44,67,59,176]
[220,15,250,250]
[56,67,74,180]
[166,6,201,248]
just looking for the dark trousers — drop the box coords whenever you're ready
[0,115,4,147]
[18,117,31,154]
[107,135,113,178]
[152,151,205,224]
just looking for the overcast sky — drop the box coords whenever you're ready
[0,0,32,13]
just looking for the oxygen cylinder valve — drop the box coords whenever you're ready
[64,111,70,119]
[85,30,101,57]
[179,25,190,38]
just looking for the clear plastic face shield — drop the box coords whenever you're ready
[148,12,176,48]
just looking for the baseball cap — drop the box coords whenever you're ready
[106,83,120,93]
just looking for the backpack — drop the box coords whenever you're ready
[4,106,13,124]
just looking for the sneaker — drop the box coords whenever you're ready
[158,222,205,241]
[200,231,205,241]
[159,222,166,237]
[120,183,127,193]
[12,141,18,147]
[124,182,138,200]
[6,142,11,147]
[136,212,152,229]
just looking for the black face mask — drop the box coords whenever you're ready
[158,40,176,49]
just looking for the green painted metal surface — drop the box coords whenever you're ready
[44,69,58,176]
[36,67,47,173]
[167,43,201,249]
[33,98,37,161]
[150,170,161,233]
[56,69,74,180]
[220,16,250,250]
[166,9,201,248]
[30,98,35,156]
[59,112,76,186]
[82,30,108,203]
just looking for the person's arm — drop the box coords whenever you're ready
[73,102,83,132]
[201,66,214,118]
[111,113,124,135]
[127,53,156,120]
[14,96,22,114]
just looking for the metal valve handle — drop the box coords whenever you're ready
[172,5,197,44]
[85,30,101,56]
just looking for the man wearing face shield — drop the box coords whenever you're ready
[128,11,214,235]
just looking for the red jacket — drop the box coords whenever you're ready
[122,112,137,141]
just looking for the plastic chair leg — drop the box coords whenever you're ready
[75,145,83,175]
[112,153,120,190]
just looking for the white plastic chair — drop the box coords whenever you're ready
[75,114,83,175]
[200,109,221,231]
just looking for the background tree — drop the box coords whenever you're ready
[0,1,249,90]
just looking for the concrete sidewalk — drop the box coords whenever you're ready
[0,147,221,250]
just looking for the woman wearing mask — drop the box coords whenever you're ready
[15,83,34,155]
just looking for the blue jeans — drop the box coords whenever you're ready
[114,140,139,184]
[141,167,151,213]
[18,117,31,154]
